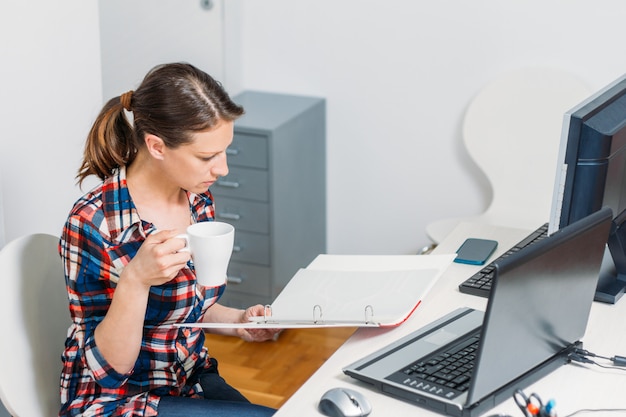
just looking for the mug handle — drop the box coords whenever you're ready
[176,234,190,253]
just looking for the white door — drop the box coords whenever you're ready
[99,0,225,99]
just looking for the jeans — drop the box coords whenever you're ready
[157,396,276,417]
[156,359,276,417]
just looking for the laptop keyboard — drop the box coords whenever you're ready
[458,223,549,297]
[386,332,481,400]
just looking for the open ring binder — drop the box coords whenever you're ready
[175,254,456,329]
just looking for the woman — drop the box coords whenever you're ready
[59,63,278,416]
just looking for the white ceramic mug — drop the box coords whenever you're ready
[178,221,235,287]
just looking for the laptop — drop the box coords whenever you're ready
[343,207,612,417]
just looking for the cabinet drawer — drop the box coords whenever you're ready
[214,197,269,234]
[211,166,268,202]
[226,262,271,297]
[231,231,270,265]
[228,133,268,169]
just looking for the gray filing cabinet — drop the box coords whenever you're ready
[212,91,326,308]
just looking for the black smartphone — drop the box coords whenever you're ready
[454,238,498,265]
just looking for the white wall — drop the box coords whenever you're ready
[232,0,626,255]
[4,0,626,258]
[99,0,226,100]
[0,0,103,248]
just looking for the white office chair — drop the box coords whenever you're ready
[0,169,5,249]
[426,67,592,243]
[0,233,69,417]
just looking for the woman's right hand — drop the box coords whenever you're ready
[122,229,191,288]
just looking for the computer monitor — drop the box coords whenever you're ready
[549,73,626,304]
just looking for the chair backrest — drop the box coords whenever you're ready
[0,234,69,417]
[462,67,591,230]
[0,171,5,249]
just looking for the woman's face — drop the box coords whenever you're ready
[161,120,234,194]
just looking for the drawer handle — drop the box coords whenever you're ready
[227,276,244,285]
[232,245,242,253]
[218,212,241,221]
[226,148,240,156]
[216,180,240,189]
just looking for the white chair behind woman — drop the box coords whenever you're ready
[0,233,69,416]
[0,173,5,249]
[426,67,591,243]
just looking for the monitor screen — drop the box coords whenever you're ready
[549,73,626,304]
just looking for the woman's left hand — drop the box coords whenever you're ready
[236,304,281,342]
[203,303,280,342]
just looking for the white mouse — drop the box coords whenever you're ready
[318,387,372,417]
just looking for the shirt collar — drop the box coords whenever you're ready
[100,167,145,243]
[100,167,215,244]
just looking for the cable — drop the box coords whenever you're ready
[572,349,626,369]
[569,353,626,372]
[574,348,626,367]
[568,353,594,365]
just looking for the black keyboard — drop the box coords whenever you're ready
[458,223,549,297]
[386,332,481,400]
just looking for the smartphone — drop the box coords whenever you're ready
[454,238,498,265]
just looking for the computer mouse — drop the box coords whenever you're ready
[318,387,372,417]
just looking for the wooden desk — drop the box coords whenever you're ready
[274,222,626,416]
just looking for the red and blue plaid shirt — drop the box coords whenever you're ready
[59,168,224,416]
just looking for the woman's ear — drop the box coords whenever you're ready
[145,134,166,160]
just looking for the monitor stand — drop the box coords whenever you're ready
[595,248,626,304]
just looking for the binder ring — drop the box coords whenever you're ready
[263,304,272,323]
[313,304,323,323]
[364,305,374,324]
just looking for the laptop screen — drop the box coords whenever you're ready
[467,207,612,404]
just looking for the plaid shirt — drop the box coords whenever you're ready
[59,168,225,416]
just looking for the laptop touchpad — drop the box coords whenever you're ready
[424,329,459,345]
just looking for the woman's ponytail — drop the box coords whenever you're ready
[76,95,137,186]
